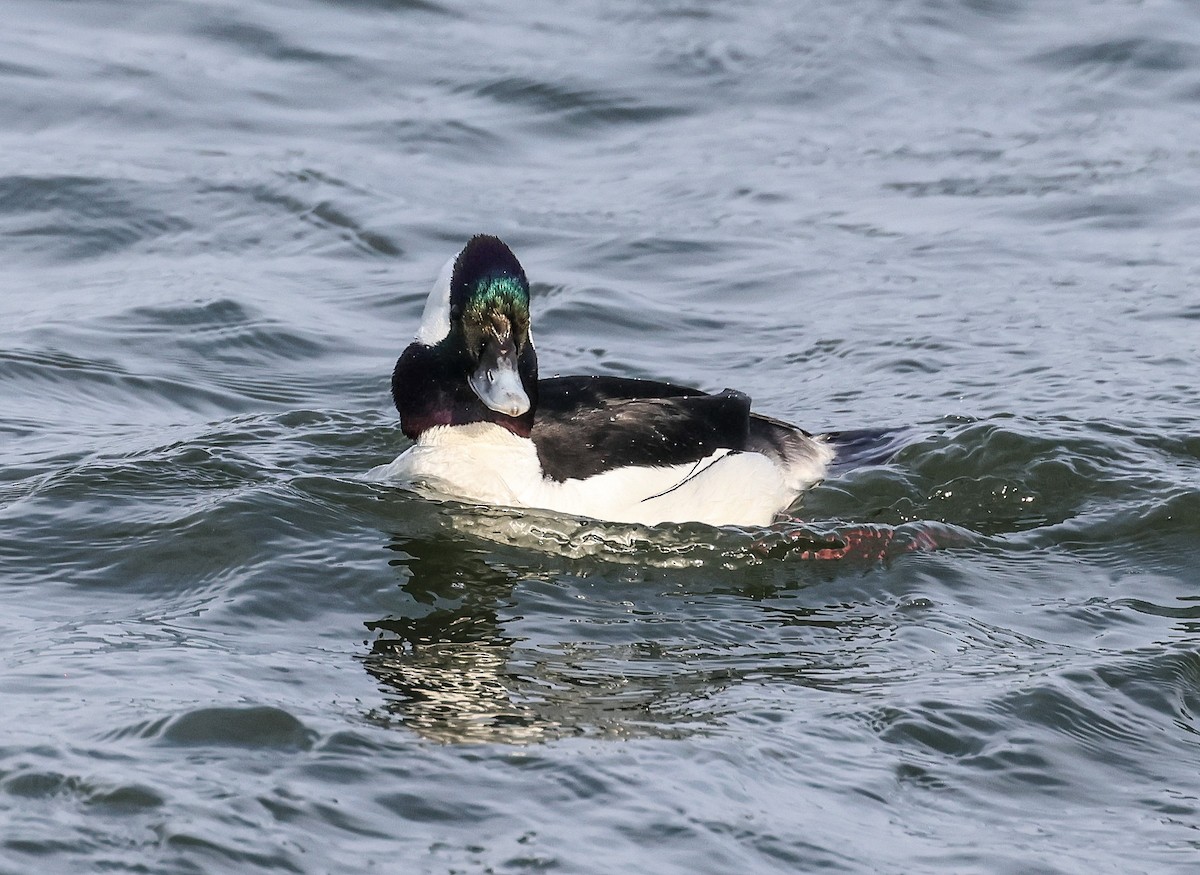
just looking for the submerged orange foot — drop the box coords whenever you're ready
[756,521,969,562]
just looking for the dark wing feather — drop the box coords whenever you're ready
[531,376,752,482]
[536,375,706,405]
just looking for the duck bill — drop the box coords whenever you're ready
[468,334,531,417]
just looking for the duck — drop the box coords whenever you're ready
[371,234,834,527]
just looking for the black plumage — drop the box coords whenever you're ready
[530,377,750,481]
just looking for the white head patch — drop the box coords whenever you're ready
[413,243,536,349]
[415,254,456,345]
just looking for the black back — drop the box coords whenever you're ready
[530,376,754,482]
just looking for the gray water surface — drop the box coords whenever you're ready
[2,1,1199,872]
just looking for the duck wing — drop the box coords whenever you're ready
[531,376,752,482]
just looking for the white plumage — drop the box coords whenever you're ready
[369,422,832,527]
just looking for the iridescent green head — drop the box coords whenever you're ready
[448,235,535,417]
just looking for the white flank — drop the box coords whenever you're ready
[367,423,831,528]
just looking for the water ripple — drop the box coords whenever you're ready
[465,76,692,130]
[2,0,1200,871]
[0,175,191,261]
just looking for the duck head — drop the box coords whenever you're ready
[393,235,539,438]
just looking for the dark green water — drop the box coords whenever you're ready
[2,0,1199,872]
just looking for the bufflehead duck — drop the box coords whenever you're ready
[373,235,833,527]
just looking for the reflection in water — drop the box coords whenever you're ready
[361,528,713,744]
[361,618,732,746]
[363,613,538,744]
[361,531,542,744]
[358,511,955,744]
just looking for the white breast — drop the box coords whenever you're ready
[368,423,829,528]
